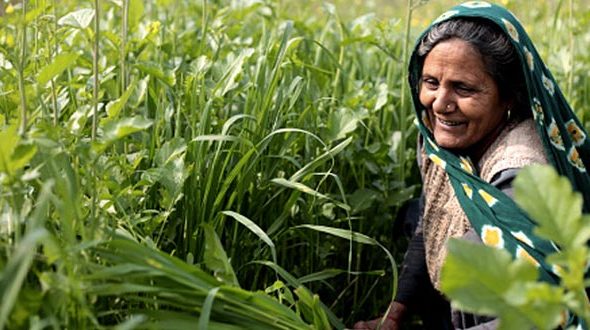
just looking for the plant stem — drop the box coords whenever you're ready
[566,0,574,100]
[121,0,129,96]
[92,0,100,141]
[18,0,28,135]
[397,0,413,184]
[91,0,100,237]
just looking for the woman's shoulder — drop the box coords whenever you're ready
[478,118,548,182]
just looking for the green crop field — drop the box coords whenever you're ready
[0,0,588,329]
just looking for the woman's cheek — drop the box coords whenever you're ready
[418,90,431,108]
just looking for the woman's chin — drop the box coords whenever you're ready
[433,136,467,150]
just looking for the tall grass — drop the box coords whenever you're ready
[0,0,588,328]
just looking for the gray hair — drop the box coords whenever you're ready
[417,18,528,119]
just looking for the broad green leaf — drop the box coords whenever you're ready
[222,211,277,263]
[323,107,369,142]
[374,83,389,111]
[58,8,95,29]
[441,239,562,330]
[8,144,37,175]
[0,124,20,174]
[514,164,589,248]
[348,188,380,213]
[101,116,153,143]
[106,81,136,119]
[202,225,239,287]
[0,124,37,176]
[155,138,187,166]
[37,53,79,85]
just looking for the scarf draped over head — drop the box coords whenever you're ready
[408,1,590,327]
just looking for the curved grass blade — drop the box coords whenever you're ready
[222,211,277,263]
[198,287,220,330]
[297,225,398,300]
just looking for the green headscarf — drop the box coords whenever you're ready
[409,0,590,326]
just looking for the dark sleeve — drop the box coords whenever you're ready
[393,194,440,309]
[393,229,430,307]
[394,136,436,307]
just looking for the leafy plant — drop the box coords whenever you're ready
[441,165,590,330]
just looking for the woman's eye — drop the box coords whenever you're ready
[456,85,475,94]
[422,79,438,89]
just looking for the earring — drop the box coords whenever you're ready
[507,107,512,120]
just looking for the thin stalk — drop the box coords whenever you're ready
[50,79,59,126]
[397,0,413,184]
[121,0,129,95]
[566,0,574,100]
[92,0,100,141]
[200,0,208,53]
[91,0,100,237]
[18,0,28,135]
[49,14,58,126]
[330,15,344,111]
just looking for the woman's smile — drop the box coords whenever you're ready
[436,117,466,127]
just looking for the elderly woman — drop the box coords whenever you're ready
[354,2,590,329]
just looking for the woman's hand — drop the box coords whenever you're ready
[352,301,407,330]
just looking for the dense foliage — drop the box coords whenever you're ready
[0,0,588,329]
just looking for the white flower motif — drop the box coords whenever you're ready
[481,225,504,249]
[566,119,587,147]
[428,153,446,169]
[511,231,534,248]
[531,97,544,122]
[433,10,459,24]
[568,147,586,172]
[461,1,492,8]
[542,74,555,95]
[478,189,498,207]
[524,46,534,71]
[462,183,473,199]
[502,18,519,42]
[547,118,565,151]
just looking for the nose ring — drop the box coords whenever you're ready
[446,104,454,111]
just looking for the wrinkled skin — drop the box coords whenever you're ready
[419,38,510,160]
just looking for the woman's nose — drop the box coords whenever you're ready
[432,89,455,114]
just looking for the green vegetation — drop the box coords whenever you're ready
[442,165,590,330]
[0,0,588,329]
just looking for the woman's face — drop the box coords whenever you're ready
[419,38,509,153]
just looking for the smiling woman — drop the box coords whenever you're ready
[419,38,509,158]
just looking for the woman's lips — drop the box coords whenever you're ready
[437,117,465,127]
